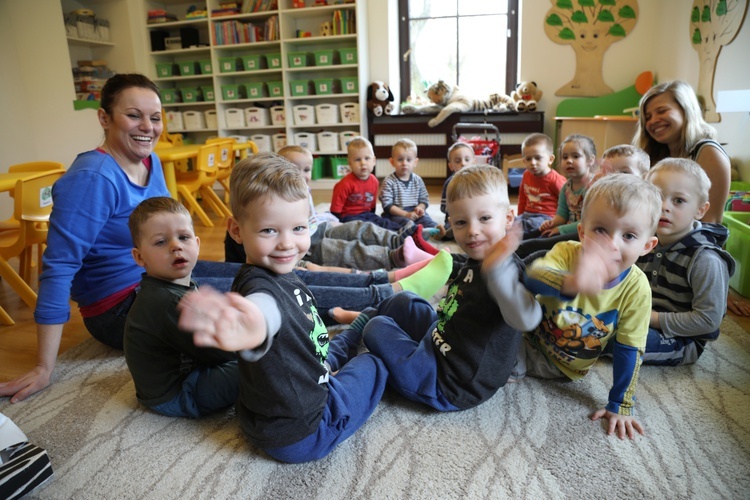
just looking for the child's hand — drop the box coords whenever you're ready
[541,227,560,237]
[568,238,617,295]
[539,219,553,232]
[178,287,267,351]
[591,408,645,440]
[414,206,425,217]
[483,223,522,271]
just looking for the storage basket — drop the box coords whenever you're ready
[242,82,267,99]
[221,84,243,101]
[294,132,317,152]
[272,133,287,152]
[166,110,184,131]
[339,102,359,123]
[340,76,358,94]
[338,47,357,65]
[267,81,284,97]
[266,53,282,69]
[225,108,246,128]
[179,87,202,103]
[218,56,239,73]
[312,157,326,180]
[270,106,286,126]
[241,54,266,71]
[317,131,339,152]
[339,131,358,149]
[289,80,312,97]
[200,85,215,102]
[182,110,206,130]
[329,157,350,179]
[204,109,218,129]
[155,62,176,78]
[161,88,181,104]
[245,107,270,128]
[313,78,337,95]
[723,211,750,297]
[313,49,336,66]
[178,60,198,76]
[198,59,212,75]
[292,105,315,126]
[287,51,310,68]
[315,103,339,125]
[250,134,272,153]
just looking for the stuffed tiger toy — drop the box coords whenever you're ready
[401,80,514,127]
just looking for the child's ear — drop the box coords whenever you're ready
[506,208,516,228]
[227,217,243,244]
[132,247,145,267]
[388,157,396,167]
[641,235,659,256]
[695,201,710,220]
[547,154,555,165]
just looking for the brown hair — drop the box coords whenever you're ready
[100,74,160,116]
[446,164,509,207]
[128,196,191,247]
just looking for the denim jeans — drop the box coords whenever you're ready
[150,361,239,418]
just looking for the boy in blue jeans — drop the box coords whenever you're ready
[638,158,734,365]
[124,197,238,418]
[176,153,390,463]
[338,165,542,411]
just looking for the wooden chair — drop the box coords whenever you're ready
[175,143,231,227]
[0,170,64,284]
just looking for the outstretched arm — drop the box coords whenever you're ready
[177,287,268,352]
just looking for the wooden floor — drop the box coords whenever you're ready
[1,184,748,383]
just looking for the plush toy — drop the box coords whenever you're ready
[319,21,331,36]
[511,81,543,112]
[367,81,394,117]
[401,80,513,127]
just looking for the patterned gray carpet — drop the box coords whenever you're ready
[2,316,749,499]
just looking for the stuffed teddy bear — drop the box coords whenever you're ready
[401,81,513,127]
[511,81,543,112]
[367,81,394,117]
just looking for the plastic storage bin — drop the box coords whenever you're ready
[339,102,359,123]
[340,76,358,94]
[723,211,750,297]
[287,51,310,68]
[204,109,218,129]
[179,87,202,103]
[293,105,315,126]
[338,47,357,64]
[161,88,181,104]
[218,56,239,73]
[289,80,312,97]
[178,61,198,76]
[312,157,326,180]
[339,131,358,149]
[267,81,284,97]
[225,108,246,128]
[250,134,272,153]
[266,53,282,69]
[313,49,335,66]
[182,110,206,130]
[270,106,286,126]
[200,85,215,102]
[198,59,212,75]
[272,133,287,152]
[166,110,183,131]
[329,157,350,179]
[317,131,339,152]
[245,107,270,127]
[155,62,176,77]
[242,82,266,99]
[294,132,317,152]
[241,54,266,71]
[221,84,243,101]
[315,103,339,125]
[313,78,336,95]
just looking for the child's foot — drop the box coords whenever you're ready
[392,256,433,281]
[329,307,361,325]
[397,220,416,238]
[396,249,452,299]
[422,225,447,241]
[391,237,433,267]
[412,225,439,255]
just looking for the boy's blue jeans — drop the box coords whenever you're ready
[362,292,459,412]
[640,328,719,366]
[150,361,239,418]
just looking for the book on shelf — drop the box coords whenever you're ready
[241,0,278,13]
[331,9,355,35]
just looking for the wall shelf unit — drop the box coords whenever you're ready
[143,0,367,186]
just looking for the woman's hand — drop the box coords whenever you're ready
[0,366,53,403]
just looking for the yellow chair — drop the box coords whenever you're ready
[206,138,237,204]
[0,170,63,285]
[175,143,231,227]
[0,161,65,231]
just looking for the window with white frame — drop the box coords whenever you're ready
[398,0,519,102]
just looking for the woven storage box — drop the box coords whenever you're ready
[339,130,358,149]
[339,102,359,123]
[315,103,339,125]
[250,134,272,152]
[204,109,218,129]
[294,132,317,152]
[166,110,184,131]
[225,108,246,128]
[182,110,206,129]
[292,104,315,126]
[272,133,287,152]
[245,107,270,128]
[270,106,286,126]
[317,131,339,152]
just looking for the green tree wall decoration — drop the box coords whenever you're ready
[690,0,748,122]
[545,0,639,97]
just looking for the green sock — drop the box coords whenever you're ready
[397,250,452,300]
